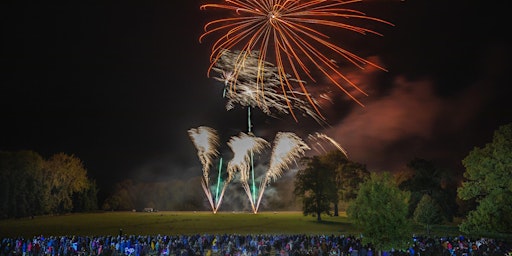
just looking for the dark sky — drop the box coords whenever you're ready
[2,0,511,199]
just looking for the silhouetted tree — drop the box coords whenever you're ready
[399,158,458,221]
[294,156,337,221]
[334,158,369,215]
[458,123,512,236]
[0,152,9,218]
[307,150,369,216]
[318,150,347,216]
[0,150,45,218]
[73,179,99,212]
[102,180,136,211]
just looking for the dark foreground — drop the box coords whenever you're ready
[1,233,510,256]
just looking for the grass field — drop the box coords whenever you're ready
[0,211,460,238]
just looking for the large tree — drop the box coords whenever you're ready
[43,153,90,213]
[317,150,347,216]
[294,156,338,221]
[457,123,512,236]
[312,150,369,216]
[0,150,97,218]
[347,172,411,254]
[0,150,46,218]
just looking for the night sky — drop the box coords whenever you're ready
[2,0,511,200]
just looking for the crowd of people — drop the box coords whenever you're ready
[1,233,510,256]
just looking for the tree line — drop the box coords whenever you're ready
[0,151,98,218]
[294,152,460,224]
[293,123,512,252]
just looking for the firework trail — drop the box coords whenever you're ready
[200,0,393,118]
[226,132,269,213]
[307,132,348,157]
[212,49,326,124]
[255,132,310,213]
[188,126,221,212]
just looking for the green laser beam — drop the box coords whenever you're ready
[216,157,223,204]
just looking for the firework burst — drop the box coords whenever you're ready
[212,49,326,124]
[200,0,393,119]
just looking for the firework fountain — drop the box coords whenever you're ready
[226,132,269,213]
[187,126,221,213]
[255,132,310,213]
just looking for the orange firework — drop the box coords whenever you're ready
[199,0,393,121]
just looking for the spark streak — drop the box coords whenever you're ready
[307,132,348,157]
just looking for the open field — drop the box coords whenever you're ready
[0,211,460,238]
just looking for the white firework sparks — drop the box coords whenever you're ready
[188,126,220,178]
[227,132,269,182]
[212,49,327,124]
[227,132,269,213]
[255,132,310,212]
[188,127,348,213]
[188,126,221,212]
[267,132,311,183]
